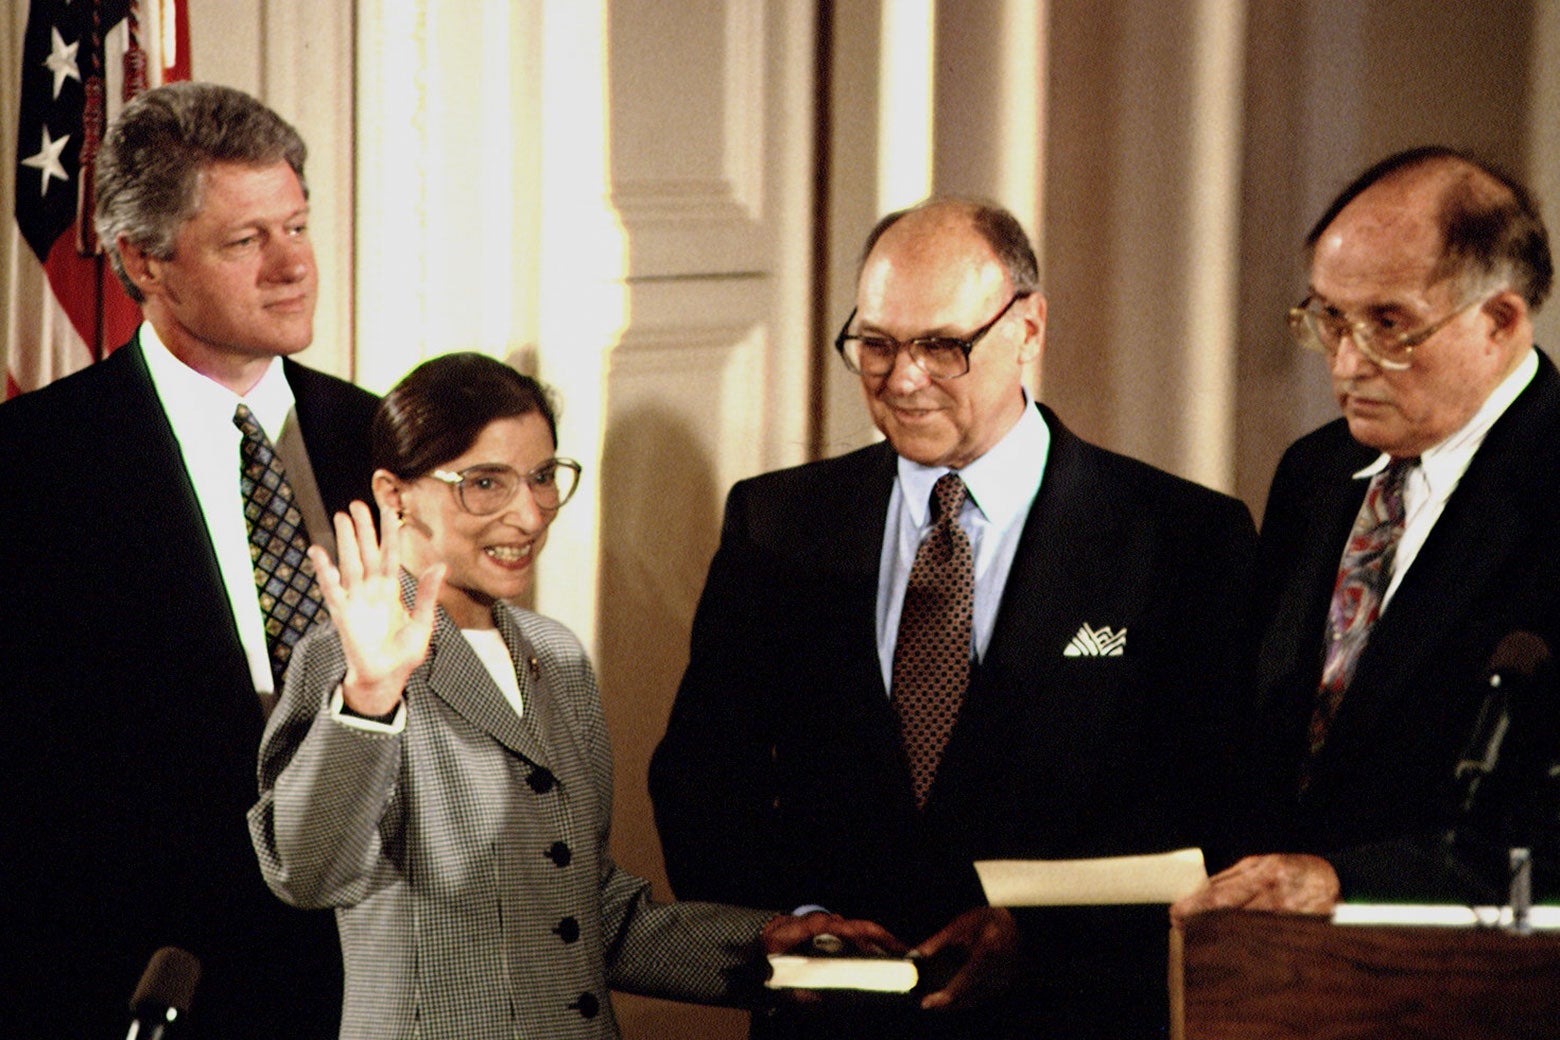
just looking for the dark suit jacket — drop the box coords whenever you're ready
[1247,348,1560,901]
[0,336,378,1039]
[650,404,1257,1039]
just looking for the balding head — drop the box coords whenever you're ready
[1308,147,1552,311]
[843,197,1045,470]
[862,198,1040,297]
[1305,148,1546,457]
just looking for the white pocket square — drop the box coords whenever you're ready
[1063,623,1126,657]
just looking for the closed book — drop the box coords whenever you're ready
[764,954,919,993]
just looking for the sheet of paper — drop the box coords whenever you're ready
[976,847,1208,906]
[1332,903,1560,930]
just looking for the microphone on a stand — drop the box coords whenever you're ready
[126,947,201,1040]
[1453,631,1552,816]
[1449,631,1554,931]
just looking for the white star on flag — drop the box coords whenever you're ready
[21,126,72,197]
[44,27,81,99]
[9,0,190,399]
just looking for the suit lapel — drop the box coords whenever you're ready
[817,443,899,703]
[406,576,554,769]
[1333,354,1560,739]
[938,408,1127,824]
[788,444,916,809]
[494,605,563,763]
[283,358,377,515]
[1257,456,1368,719]
[982,408,1118,672]
[113,339,261,706]
[116,338,217,548]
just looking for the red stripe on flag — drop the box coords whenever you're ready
[43,234,142,354]
[166,2,192,83]
[7,0,189,399]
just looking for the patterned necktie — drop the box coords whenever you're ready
[1306,456,1416,764]
[234,404,327,688]
[891,473,975,809]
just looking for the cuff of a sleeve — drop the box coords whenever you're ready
[330,685,406,733]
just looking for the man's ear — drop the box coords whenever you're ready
[117,236,163,297]
[1482,289,1528,345]
[1017,293,1047,365]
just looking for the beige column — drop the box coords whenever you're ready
[1043,0,1246,493]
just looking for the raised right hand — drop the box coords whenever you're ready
[307,500,445,717]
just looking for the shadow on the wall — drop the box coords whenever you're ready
[596,401,722,877]
[596,402,753,1038]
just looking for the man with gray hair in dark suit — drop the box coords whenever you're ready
[0,82,378,1038]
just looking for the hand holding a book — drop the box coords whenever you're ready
[759,910,907,957]
[909,905,1018,1011]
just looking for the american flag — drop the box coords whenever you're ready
[8,0,188,398]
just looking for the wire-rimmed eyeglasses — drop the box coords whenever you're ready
[1288,293,1490,371]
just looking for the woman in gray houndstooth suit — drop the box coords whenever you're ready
[249,353,891,1039]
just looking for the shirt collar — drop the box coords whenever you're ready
[139,322,296,437]
[895,391,1049,527]
[1351,348,1537,485]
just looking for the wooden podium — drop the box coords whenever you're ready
[1171,910,1560,1039]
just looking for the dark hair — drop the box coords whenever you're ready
[95,82,309,303]
[861,197,1040,295]
[1305,145,1553,310]
[372,353,559,478]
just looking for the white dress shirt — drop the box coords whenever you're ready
[139,323,300,695]
[875,394,1050,692]
[1359,348,1539,610]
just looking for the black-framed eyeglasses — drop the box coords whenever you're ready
[429,458,583,516]
[834,292,1031,380]
[1287,293,1490,372]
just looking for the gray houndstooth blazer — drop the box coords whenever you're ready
[250,587,773,1039]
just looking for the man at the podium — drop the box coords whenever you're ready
[1174,146,1560,924]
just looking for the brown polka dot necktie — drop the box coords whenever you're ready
[891,473,974,809]
[234,404,327,689]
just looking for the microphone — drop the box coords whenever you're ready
[1454,632,1553,816]
[126,947,201,1040]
